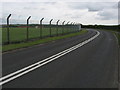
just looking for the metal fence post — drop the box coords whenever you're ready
[71,22,73,33]
[27,16,31,41]
[67,21,70,34]
[7,14,11,44]
[73,22,75,32]
[56,20,60,36]
[62,21,65,35]
[40,18,44,38]
[67,21,70,25]
[49,19,53,37]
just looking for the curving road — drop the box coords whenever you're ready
[2,29,119,88]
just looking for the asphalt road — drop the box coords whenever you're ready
[2,29,119,88]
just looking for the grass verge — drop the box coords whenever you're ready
[2,30,87,52]
[112,32,120,45]
[98,29,120,45]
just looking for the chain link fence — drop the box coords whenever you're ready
[2,14,81,45]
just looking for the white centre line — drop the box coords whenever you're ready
[0,31,100,86]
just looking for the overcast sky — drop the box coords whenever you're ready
[0,0,119,25]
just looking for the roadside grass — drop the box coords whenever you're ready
[2,30,87,52]
[102,29,120,44]
[97,29,120,45]
[112,32,120,44]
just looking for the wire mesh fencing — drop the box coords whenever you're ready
[2,14,81,45]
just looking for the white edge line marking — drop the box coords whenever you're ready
[0,39,85,81]
[0,41,81,81]
[0,31,100,85]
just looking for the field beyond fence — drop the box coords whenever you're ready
[2,14,81,45]
[2,24,81,45]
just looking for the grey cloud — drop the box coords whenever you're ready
[97,9,117,20]
[67,2,87,9]
[87,3,105,12]
[23,7,38,10]
[68,2,118,21]
[42,2,56,5]
[68,2,117,12]
[119,1,120,8]
[87,6,102,12]
[112,3,118,9]
[1,2,118,25]
[118,1,120,24]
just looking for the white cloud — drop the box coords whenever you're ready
[118,2,120,25]
[1,0,119,2]
[1,1,119,25]
[97,8,118,20]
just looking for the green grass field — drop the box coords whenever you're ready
[2,26,76,44]
[111,31,120,45]
[2,30,87,52]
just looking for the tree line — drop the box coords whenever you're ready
[81,24,120,32]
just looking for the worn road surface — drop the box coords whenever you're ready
[2,29,119,88]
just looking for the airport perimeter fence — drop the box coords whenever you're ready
[2,14,81,45]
